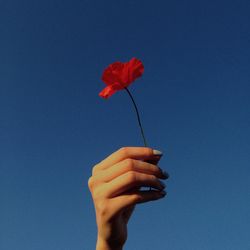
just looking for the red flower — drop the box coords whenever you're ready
[99,57,144,98]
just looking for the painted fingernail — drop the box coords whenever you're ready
[153,149,163,156]
[159,167,169,179]
[159,190,167,196]
[159,180,166,189]
[163,170,170,179]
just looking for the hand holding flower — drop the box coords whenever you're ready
[91,58,170,250]
[88,147,168,250]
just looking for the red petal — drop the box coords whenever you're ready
[100,58,144,98]
[121,58,144,86]
[99,85,117,99]
[102,62,124,86]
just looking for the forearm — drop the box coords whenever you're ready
[96,236,124,250]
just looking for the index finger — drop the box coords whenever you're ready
[93,147,163,174]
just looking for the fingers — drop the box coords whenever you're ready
[93,158,168,183]
[99,171,166,198]
[110,190,166,212]
[144,156,162,165]
[88,147,168,244]
[92,147,162,174]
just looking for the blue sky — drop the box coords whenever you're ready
[1,0,250,249]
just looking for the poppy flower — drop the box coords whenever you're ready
[99,57,148,147]
[99,57,144,99]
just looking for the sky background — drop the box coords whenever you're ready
[1,0,250,249]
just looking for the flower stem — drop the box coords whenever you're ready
[124,87,148,147]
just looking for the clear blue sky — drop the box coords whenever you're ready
[1,0,250,249]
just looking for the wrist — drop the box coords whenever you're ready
[96,236,123,250]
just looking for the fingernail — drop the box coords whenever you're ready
[159,180,166,188]
[153,149,163,156]
[158,167,169,179]
[163,170,170,179]
[159,190,167,196]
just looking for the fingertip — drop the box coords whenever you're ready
[159,190,167,197]
[152,149,163,156]
[135,190,167,204]
[159,168,170,179]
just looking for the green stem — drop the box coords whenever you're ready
[124,87,148,147]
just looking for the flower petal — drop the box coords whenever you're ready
[99,85,118,99]
[102,62,124,86]
[100,58,144,98]
[121,58,144,86]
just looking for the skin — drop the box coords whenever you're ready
[88,147,169,250]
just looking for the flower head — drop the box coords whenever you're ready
[99,57,144,98]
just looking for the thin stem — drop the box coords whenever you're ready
[124,87,148,147]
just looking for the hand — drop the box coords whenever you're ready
[88,147,169,250]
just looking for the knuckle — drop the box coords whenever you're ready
[92,164,99,175]
[92,166,96,175]
[87,177,94,190]
[126,171,137,183]
[124,158,134,171]
[118,147,129,157]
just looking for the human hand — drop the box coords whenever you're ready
[88,147,169,250]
